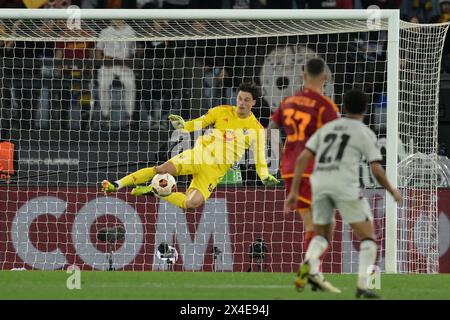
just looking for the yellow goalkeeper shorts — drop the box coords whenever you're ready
[168,148,229,201]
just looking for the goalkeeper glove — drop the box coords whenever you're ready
[262,175,280,186]
[168,114,185,130]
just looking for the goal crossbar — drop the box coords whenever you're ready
[0,9,400,21]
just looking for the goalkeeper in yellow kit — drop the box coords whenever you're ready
[101,82,279,209]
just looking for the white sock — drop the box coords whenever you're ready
[305,235,328,275]
[357,239,377,289]
[114,180,124,190]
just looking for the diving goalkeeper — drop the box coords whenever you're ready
[101,82,279,209]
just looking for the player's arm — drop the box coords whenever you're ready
[267,107,282,132]
[362,130,401,202]
[318,100,340,128]
[285,128,319,211]
[253,124,279,186]
[370,162,402,202]
[258,107,283,185]
[267,119,280,130]
[284,148,314,211]
[168,107,218,132]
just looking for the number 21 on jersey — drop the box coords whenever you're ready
[283,109,312,142]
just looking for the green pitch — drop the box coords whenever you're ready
[0,271,448,300]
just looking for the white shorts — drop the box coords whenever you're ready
[312,194,373,225]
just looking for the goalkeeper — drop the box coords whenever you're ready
[102,82,279,209]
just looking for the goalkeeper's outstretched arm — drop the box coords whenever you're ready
[169,108,218,132]
[253,126,279,186]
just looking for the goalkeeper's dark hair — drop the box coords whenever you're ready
[305,57,326,77]
[238,82,260,100]
[344,88,368,115]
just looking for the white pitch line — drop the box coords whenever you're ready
[87,283,293,289]
[182,284,293,289]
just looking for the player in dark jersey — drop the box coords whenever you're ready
[268,57,339,251]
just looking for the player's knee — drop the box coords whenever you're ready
[185,199,203,209]
[185,197,204,209]
[313,225,331,241]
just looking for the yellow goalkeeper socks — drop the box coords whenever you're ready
[161,192,186,209]
[117,167,156,188]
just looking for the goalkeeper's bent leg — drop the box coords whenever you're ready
[116,167,156,189]
[119,161,177,189]
[160,189,205,209]
[160,192,187,209]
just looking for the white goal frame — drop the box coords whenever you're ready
[0,8,406,273]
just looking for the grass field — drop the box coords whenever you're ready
[0,271,449,300]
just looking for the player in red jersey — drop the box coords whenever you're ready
[268,57,339,251]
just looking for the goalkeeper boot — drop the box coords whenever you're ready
[294,261,310,292]
[131,185,155,197]
[308,273,341,293]
[355,287,381,299]
[102,180,117,194]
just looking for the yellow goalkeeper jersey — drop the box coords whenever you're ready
[182,105,269,180]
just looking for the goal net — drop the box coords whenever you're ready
[0,9,447,273]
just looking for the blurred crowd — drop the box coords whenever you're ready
[0,0,448,135]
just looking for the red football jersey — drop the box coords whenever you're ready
[271,88,339,177]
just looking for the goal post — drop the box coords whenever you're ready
[385,9,400,274]
[0,8,447,273]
